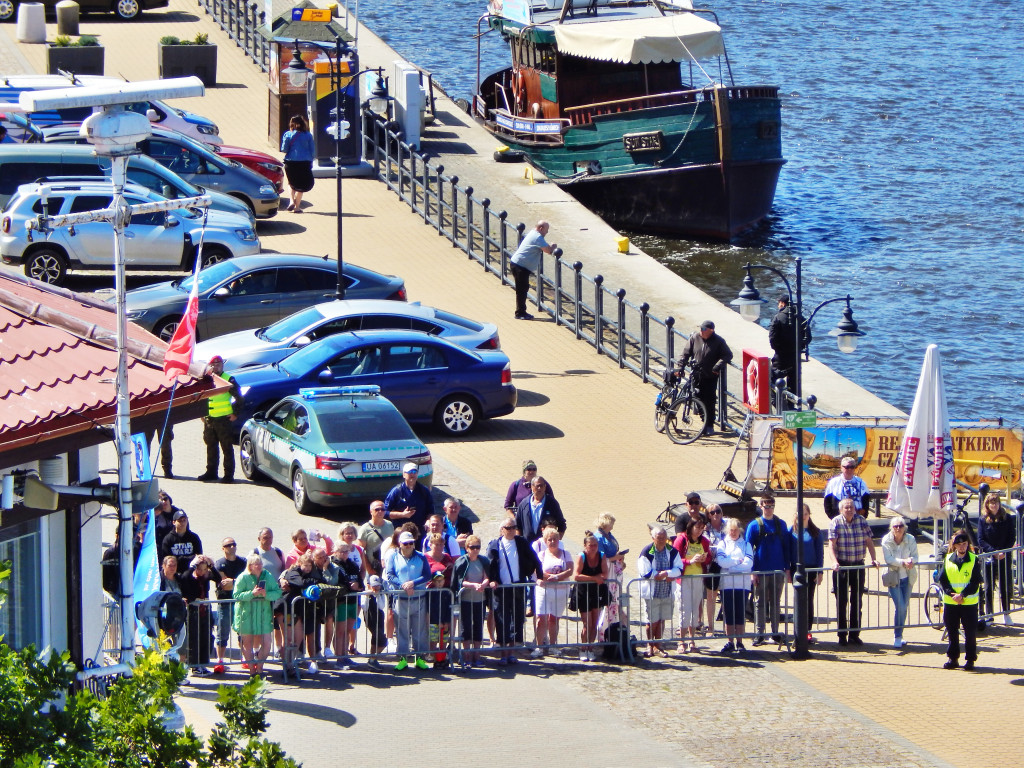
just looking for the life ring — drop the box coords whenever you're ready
[510,68,526,114]
[746,358,760,412]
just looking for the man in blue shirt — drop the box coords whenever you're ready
[745,495,790,645]
[384,531,432,670]
[384,463,434,530]
[509,221,556,320]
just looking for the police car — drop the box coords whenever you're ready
[238,386,432,514]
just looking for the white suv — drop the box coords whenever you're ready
[0,180,260,286]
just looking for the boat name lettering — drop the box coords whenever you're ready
[758,121,779,140]
[496,112,561,134]
[623,131,664,153]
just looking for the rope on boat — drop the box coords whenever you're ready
[655,90,706,166]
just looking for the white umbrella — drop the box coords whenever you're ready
[885,344,956,519]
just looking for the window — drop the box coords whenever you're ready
[69,195,112,213]
[307,318,359,341]
[363,314,412,331]
[269,400,296,427]
[0,520,43,650]
[229,270,277,296]
[329,347,380,377]
[281,268,348,293]
[30,196,65,214]
[1,163,64,197]
[383,344,445,373]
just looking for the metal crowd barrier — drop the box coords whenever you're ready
[196,0,270,72]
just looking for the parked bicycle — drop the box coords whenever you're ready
[654,366,708,445]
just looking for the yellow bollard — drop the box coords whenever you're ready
[616,236,629,253]
[523,166,535,185]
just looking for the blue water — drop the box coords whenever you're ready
[360,0,1024,424]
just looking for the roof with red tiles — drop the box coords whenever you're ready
[0,273,225,464]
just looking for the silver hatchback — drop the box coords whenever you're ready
[0,180,260,286]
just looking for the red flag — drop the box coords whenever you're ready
[162,260,201,380]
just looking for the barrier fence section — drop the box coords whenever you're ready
[363,119,744,433]
[196,0,270,72]
[624,549,1023,654]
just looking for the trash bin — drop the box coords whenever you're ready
[16,2,46,44]
[56,1,80,37]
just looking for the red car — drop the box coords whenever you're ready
[211,144,284,193]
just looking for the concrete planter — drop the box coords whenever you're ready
[46,44,105,76]
[158,44,217,87]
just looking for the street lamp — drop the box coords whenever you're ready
[731,255,865,659]
[283,37,389,300]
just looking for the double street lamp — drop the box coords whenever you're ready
[283,36,389,300]
[731,255,865,659]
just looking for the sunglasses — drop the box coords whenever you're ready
[467,545,481,550]
[223,542,237,547]
[891,525,904,530]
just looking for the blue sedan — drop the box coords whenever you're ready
[232,329,517,435]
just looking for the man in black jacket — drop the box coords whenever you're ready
[486,518,540,665]
[768,295,811,408]
[161,509,204,576]
[515,476,566,543]
[676,320,733,435]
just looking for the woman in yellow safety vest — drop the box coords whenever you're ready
[937,530,982,671]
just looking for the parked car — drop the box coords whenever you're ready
[123,253,407,342]
[0,180,259,285]
[195,299,500,371]
[0,110,43,143]
[210,144,284,193]
[231,329,518,436]
[0,0,167,21]
[0,145,253,223]
[239,385,433,514]
[0,75,220,143]
[42,124,280,217]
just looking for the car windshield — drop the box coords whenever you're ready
[180,260,243,293]
[261,306,326,343]
[319,406,417,443]
[278,340,341,377]
[432,308,483,331]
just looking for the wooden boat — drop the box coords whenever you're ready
[472,0,785,240]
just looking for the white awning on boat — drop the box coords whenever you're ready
[553,14,724,65]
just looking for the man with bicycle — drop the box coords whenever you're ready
[675,320,733,436]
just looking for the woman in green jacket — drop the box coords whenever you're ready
[233,555,282,676]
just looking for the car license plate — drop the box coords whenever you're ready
[362,460,401,472]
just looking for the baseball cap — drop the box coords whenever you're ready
[172,509,187,521]
[398,531,416,544]
[686,492,701,504]
[700,320,715,331]
[523,459,538,471]
[208,355,224,365]
[367,575,383,588]
[403,462,418,474]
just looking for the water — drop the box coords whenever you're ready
[360,0,1024,424]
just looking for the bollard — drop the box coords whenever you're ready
[56,1,80,36]
[16,2,46,43]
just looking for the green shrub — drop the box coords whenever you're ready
[53,34,73,47]
[77,35,100,47]
[159,35,181,45]
[193,32,210,45]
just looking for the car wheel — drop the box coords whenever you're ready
[292,466,316,515]
[434,395,479,435]
[153,317,180,343]
[201,247,230,268]
[239,433,259,480]
[0,0,15,23]
[114,0,141,19]
[24,247,69,286]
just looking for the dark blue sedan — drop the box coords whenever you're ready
[233,330,517,435]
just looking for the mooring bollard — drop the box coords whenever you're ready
[55,0,80,37]
[16,2,46,43]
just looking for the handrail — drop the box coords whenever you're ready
[564,87,710,113]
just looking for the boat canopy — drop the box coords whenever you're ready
[552,13,723,65]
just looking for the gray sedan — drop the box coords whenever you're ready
[193,299,501,370]
[123,253,406,341]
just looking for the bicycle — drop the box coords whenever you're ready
[653,378,679,434]
[664,371,708,445]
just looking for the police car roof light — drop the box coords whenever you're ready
[298,385,381,400]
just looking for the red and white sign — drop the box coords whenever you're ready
[742,349,770,415]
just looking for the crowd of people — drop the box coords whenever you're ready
[104,457,1017,677]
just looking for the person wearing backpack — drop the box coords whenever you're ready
[745,495,790,646]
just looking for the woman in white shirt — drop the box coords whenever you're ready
[880,516,918,648]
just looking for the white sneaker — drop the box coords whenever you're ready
[323,649,335,660]
[308,661,319,675]
[386,638,398,653]
[530,647,545,659]
[579,650,589,662]
[589,650,600,662]
[1005,613,1015,626]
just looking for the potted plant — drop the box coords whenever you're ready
[158,32,217,87]
[46,35,105,76]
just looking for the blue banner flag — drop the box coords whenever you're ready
[130,433,153,482]
[133,496,160,646]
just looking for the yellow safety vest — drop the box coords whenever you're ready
[207,374,234,417]
[942,552,978,605]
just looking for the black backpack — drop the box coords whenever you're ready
[602,622,632,662]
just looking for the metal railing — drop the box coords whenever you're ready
[363,117,747,433]
[196,0,270,72]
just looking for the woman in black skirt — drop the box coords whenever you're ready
[280,114,315,212]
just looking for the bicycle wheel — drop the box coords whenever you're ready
[653,385,674,433]
[666,395,708,445]
[924,583,945,631]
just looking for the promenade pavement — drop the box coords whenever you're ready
[3,6,1022,767]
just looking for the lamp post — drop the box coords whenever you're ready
[283,37,389,300]
[731,255,865,659]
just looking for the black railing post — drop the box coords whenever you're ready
[482,198,491,269]
[432,164,444,233]
[718,367,728,431]
[616,288,626,368]
[409,151,418,212]
[498,211,509,285]
[573,261,584,340]
[421,158,430,224]
[449,175,459,246]
[640,302,650,382]
[554,254,563,327]
[594,275,604,355]
[665,316,676,375]
[464,186,474,257]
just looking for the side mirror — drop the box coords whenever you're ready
[294,335,312,348]
[317,369,334,384]
[164,213,180,228]
[252,411,266,422]
[212,287,230,299]
[146,108,159,123]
